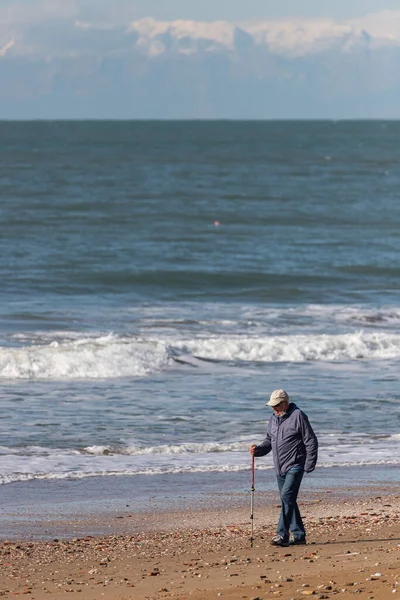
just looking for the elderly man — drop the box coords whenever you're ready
[250,389,318,547]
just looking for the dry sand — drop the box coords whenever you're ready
[1,493,399,600]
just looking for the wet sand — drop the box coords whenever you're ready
[1,489,399,600]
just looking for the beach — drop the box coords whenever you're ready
[1,121,400,598]
[1,475,399,600]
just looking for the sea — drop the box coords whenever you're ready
[0,121,399,525]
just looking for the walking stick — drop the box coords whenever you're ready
[250,453,255,548]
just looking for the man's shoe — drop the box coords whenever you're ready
[289,537,307,546]
[270,535,289,547]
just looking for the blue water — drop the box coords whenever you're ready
[0,121,399,489]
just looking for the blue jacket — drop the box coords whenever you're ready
[254,403,318,476]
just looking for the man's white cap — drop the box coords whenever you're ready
[267,389,289,407]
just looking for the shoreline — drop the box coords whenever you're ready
[0,464,399,541]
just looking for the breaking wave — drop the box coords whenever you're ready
[1,330,400,380]
[1,433,399,485]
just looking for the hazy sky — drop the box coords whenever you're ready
[2,0,400,24]
[131,0,400,21]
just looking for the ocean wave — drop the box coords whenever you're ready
[2,432,398,459]
[0,334,169,379]
[1,330,400,380]
[175,331,400,363]
[1,458,400,486]
[290,305,400,327]
[83,442,247,455]
[135,303,400,331]
[80,434,400,456]
[0,463,250,485]
[1,433,399,485]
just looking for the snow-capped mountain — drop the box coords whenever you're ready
[2,12,400,59]
[1,11,400,118]
[128,17,376,58]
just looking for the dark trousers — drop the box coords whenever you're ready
[276,469,305,541]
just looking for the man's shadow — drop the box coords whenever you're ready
[309,537,400,546]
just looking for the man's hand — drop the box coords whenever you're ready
[250,444,257,456]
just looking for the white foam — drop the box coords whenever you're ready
[0,334,169,380]
[83,441,247,455]
[1,434,399,485]
[1,329,400,380]
[175,331,400,363]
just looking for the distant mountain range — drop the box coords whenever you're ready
[1,13,400,118]
[127,17,379,58]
